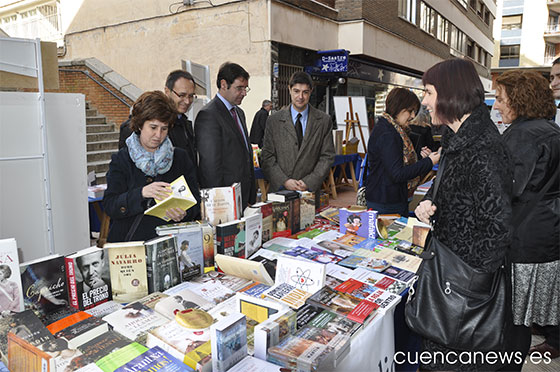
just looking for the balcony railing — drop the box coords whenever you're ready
[546,23,560,33]
[1,12,62,44]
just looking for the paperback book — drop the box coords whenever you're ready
[210,312,247,372]
[66,246,112,310]
[243,213,263,258]
[46,311,109,349]
[246,202,273,243]
[173,225,204,281]
[215,254,274,286]
[154,287,213,320]
[20,254,68,321]
[299,192,316,230]
[95,342,148,372]
[112,345,194,372]
[339,208,378,239]
[275,256,326,295]
[0,238,23,313]
[200,183,242,227]
[306,286,378,324]
[144,236,181,293]
[216,219,246,259]
[253,308,297,360]
[350,267,408,294]
[103,301,168,343]
[262,283,311,310]
[104,242,148,303]
[144,175,197,221]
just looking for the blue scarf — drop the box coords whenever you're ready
[126,133,173,176]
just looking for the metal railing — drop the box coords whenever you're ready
[59,69,132,108]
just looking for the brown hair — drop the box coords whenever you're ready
[385,87,420,119]
[495,70,556,120]
[130,91,177,134]
[423,59,484,124]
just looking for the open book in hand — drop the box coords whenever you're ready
[144,175,197,221]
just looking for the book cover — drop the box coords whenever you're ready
[103,302,168,342]
[95,342,148,372]
[0,310,54,365]
[66,247,112,311]
[173,226,205,282]
[192,271,253,293]
[295,304,324,330]
[393,239,425,257]
[350,267,408,294]
[235,292,288,324]
[144,175,197,221]
[333,233,366,249]
[382,266,417,285]
[271,202,291,236]
[188,280,236,305]
[215,254,274,286]
[0,238,23,313]
[334,278,378,300]
[216,220,246,259]
[307,309,362,338]
[154,288,212,320]
[247,202,273,243]
[47,311,109,349]
[368,246,422,273]
[363,287,401,314]
[113,346,194,372]
[318,207,339,225]
[275,256,326,295]
[85,301,124,318]
[200,183,242,227]
[339,208,378,239]
[253,308,296,360]
[20,254,68,321]
[238,282,271,298]
[262,283,311,310]
[7,332,56,372]
[338,254,390,272]
[243,213,263,258]
[294,325,350,361]
[104,242,148,303]
[249,252,277,281]
[289,198,301,235]
[283,245,343,265]
[137,292,169,310]
[353,238,385,251]
[144,236,181,293]
[210,312,247,372]
[70,330,132,368]
[266,335,332,371]
[299,192,316,230]
[200,222,216,271]
[306,286,361,318]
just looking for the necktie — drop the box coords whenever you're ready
[230,107,248,147]
[295,113,303,148]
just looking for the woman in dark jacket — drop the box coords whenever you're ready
[495,70,560,360]
[415,59,513,371]
[366,88,439,216]
[104,91,200,242]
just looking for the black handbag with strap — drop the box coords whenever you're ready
[404,155,512,352]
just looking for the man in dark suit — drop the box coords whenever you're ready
[118,70,198,167]
[195,62,256,209]
[262,71,335,192]
[249,99,272,148]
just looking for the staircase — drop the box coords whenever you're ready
[86,102,119,184]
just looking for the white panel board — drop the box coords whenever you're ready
[45,93,89,257]
[0,92,89,261]
[0,37,38,77]
[333,96,369,153]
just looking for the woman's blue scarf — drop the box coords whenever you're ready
[126,133,173,176]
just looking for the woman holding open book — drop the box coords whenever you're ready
[104,91,200,243]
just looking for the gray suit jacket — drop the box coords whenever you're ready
[262,105,335,192]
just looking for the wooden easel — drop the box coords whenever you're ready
[344,96,367,150]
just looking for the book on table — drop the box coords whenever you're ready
[144,175,197,221]
[200,182,242,227]
[144,235,181,293]
[65,246,112,311]
[104,241,148,303]
[46,310,109,349]
[0,238,23,313]
[210,312,247,372]
[215,254,274,286]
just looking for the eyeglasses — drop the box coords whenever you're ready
[234,86,250,93]
[172,89,197,101]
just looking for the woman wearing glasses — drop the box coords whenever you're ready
[104,91,200,243]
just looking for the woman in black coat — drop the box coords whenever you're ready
[415,59,513,371]
[366,88,439,216]
[104,91,200,242]
[495,70,560,360]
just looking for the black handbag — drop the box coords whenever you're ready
[404,156,511,352]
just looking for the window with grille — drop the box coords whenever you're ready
[500,45,520,60]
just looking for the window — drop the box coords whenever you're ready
[484,10,490,25]
[500,45,520,60]
[437,15,449,44]
[467,39,474,59]
[469,0,476,8]
[420,2,437,37]
[477,46,485,64]
[477,1,484,18]
[399,0,417,23]
[456,0,468,9]
[502,15,522,30]
[450,23,466,56]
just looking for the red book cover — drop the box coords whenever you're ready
[347,299,378,324]
[65,258,79,309]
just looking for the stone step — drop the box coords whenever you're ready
[87,140,119,152]
[86,108,98,116]
[87,149,117,163]
[87,123,115,134]
[87,132,120,142]
[87,160,110,174]
[87,116,108,125]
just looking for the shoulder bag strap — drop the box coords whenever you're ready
[125,214,143,242]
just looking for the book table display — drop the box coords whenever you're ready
[2,196,425,371]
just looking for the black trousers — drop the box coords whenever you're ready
[533,324,560,349]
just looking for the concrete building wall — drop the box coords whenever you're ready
[63,0,271,118]
[519,0,548,66]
